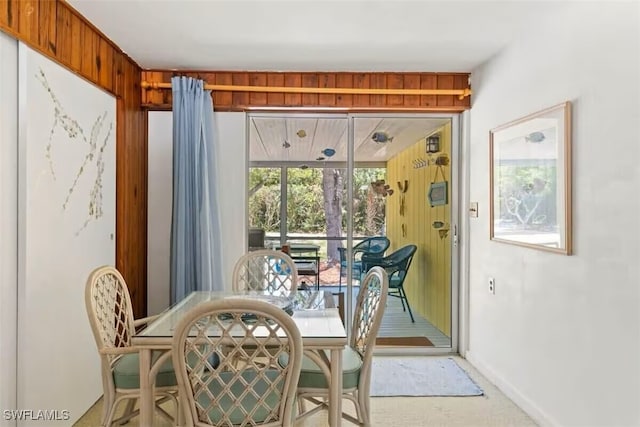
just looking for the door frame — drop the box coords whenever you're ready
[350,112,460,356]
[245,111,462,355]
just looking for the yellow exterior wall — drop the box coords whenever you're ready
[386,122,452,336]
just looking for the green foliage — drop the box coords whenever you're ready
[249,167,280,187]
[248,166,386,235]
[287,168,325,232]
[496,162,557,228]
[349,168,386,235]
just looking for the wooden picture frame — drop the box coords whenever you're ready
[490,102,572,254]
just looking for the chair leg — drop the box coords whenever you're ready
[390,289,407,311]
[175,392,184,427]
[399,287,415,323]
[121,399,136,425]
[105,395,129,427]
[101,392,114,426]
[397,291,407,311]
[101,391,120,427]
[297,396,307,414]
[358,391,371,427]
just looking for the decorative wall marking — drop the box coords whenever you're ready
[36,68,113,235]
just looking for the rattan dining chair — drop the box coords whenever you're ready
[84,265,179,426]
[233,249,298,294]
[171,298,303,427]
[289,266,389,427]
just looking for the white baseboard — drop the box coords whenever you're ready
[465,351,558,427]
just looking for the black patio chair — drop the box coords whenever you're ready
[337,236,390,291]
[362,244,417,322]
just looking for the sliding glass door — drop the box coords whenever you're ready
[247,112,459,353]
[352,114,459,353]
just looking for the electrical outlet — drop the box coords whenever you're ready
[488,277,495,294]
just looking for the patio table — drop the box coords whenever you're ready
[270,243,321,287]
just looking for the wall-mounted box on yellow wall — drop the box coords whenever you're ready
[428,181,448,207]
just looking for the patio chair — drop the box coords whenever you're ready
[233,249,298,294]
[287,266,389,426]
[337,236,390,291]
[362,244,418,323]
[171,298,303,426]
[84,265,179,426]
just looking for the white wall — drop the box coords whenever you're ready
[0,31,18,427]
[148,111,247,314]
[215,113,248,282]
[16,44,114,426]
[147,113,173,315]
[466,3,639,426]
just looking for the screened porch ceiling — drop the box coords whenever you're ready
[249,116,450,164]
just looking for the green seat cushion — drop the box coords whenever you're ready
[279,347,362,389]
[113,351,177,389]
[389,275,403,289]
[198,369,284,425]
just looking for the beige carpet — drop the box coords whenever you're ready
[74,356,538,427]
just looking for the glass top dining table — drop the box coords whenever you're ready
[132,289,348,426]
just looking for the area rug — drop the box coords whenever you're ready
[376,336,434,347]
[370,357,484,397]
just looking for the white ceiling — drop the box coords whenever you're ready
[249,115,449,162]
[66,0,564,163]
[66,0,563,72]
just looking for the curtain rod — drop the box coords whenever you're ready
[140,81,472,100]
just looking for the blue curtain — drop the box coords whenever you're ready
[170,76,223,304]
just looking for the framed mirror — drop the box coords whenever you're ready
[490,102,572,254]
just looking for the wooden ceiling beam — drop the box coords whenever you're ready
[141,71,472,112]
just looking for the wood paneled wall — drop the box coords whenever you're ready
[141,70,471,111]
[0,0,148,316]
[386,122,452,336]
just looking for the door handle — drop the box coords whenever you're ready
[453,224,458,247]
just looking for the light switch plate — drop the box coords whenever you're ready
[469,202,479,218]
